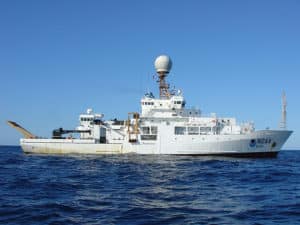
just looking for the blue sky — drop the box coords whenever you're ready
[0,0,299,148]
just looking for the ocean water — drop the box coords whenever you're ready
[0,146,299,225]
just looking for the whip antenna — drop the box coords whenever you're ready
[280,91,287,129]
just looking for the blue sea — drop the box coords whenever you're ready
[0,146,299,225]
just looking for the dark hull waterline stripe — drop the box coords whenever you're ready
[174,151,278,158]
[24,151,279,157]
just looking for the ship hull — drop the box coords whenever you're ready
[20,130,292,156]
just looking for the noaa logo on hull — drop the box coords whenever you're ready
[249,139,256,148]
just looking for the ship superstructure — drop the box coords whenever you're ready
[9,55,292,156]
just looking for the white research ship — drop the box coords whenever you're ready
[9,55,292,157]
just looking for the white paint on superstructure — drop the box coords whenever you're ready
[14,55,292,156]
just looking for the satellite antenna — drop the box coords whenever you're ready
[280,91,287,129]
[154,55,172,99]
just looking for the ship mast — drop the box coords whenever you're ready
[154,55,172,99]
[280,91,287,129]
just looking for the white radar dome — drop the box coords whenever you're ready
[154,55,172,73]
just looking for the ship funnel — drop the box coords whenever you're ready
[154,55,172,99]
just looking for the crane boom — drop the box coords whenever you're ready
[7,121,37,139]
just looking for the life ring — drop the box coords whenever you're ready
[249,139,256,148]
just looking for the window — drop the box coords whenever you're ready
[141,135,157,140]
[175,127,186,135]
[151,126,158,134]
[141,127,150,134]
[200,127,212,134]
[212,127,216,133]
[188,127,199,135]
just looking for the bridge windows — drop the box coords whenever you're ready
[80,117,93,122]
[142,102,154,106]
